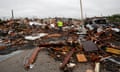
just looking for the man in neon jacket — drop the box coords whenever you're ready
[57,19,63,32]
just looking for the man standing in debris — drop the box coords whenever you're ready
[57,19,63,32]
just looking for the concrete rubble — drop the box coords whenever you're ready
[0,17,120,72]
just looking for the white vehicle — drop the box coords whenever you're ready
[86,18,108,30]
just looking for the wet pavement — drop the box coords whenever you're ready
[0,50,23,62]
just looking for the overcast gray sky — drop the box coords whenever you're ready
[0,0,120,18]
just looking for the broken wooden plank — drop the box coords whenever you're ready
[76,53,87,62]
[24,47,42,70]
[106,47,120,55]
[0,46,6,51]
[60,48,75,69]
[45,34,61,38]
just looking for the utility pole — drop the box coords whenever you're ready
[101,13,103,17]
[11,9,14,19]
[80,0,84,21]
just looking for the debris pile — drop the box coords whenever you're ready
[0,17,120,72]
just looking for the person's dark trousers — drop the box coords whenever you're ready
[59,27,62,32]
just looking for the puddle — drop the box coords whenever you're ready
[0,50,23,62]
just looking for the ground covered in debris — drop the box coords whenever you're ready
[0,18,120,72]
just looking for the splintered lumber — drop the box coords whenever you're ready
[45,34,61,38]
[54,46,69,52]
[106,47,120,55]
[39,42,66,47]
[0,46,6,50]
[24,47,41,69]
[76,53,87,62]
[60,48,75,69]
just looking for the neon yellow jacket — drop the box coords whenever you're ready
[57,21,63,27]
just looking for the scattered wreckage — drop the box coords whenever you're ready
[0,18,120,72]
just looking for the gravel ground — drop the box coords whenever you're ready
[0,49,110,72]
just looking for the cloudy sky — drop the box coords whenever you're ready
[0,0,120,18]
